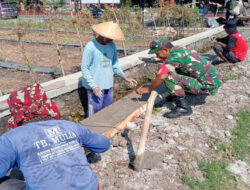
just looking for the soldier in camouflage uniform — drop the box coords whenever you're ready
[136,37,221,118]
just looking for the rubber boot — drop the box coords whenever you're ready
[164,97,192,118]
[165,95,177,102]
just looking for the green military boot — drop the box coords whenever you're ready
[164,97,192,118]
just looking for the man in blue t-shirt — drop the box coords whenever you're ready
[81,20,137,117]
[0,119,110,190]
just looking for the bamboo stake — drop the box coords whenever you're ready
[150,7,157,31]
[122,41,127,57]
[48,12,65,76]
[112,12,127,57]
[71,11,83,51]
[15,23,36,83]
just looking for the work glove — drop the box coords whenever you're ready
[92,87,102,98]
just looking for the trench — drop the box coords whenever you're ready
[59,62,160,123]
[0,26,228,134]
[56,36,220,123]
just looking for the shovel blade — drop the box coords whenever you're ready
[133,151,163,171]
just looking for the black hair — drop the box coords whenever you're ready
[22,115,54,125]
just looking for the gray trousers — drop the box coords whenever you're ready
[0,177,26,190]
[213,44,241,63]
[0,169,25,190]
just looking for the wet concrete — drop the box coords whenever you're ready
[81,84,168,135]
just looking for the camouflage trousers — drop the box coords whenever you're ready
[165,74,220,97]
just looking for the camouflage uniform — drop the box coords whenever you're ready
[165,46,221,97]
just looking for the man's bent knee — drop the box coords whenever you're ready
[213,44,223,53]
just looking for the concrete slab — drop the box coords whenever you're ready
[81,84,168,135]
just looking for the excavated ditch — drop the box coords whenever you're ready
[0,61,160,134]
[0,27,239,134]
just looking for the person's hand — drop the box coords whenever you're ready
[154,57,163,62]
[92,87,102,98]
[210,36,217,41]
[136,87,150,95]
[124,77,138,86]
[216,41,224,47]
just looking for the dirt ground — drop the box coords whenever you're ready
[0,24,209,95]
[0,29,155,94]
[0,27,250,190]
[0,30,153,49]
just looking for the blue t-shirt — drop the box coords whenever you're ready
[81,39,126,90]
[0,120,110,190]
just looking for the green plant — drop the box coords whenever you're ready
[231,111,250,161]
[45,0,64,11]
[119,85,126,91]
[74,117,80,123]
[217,143,228,153]
[70,10,95,50]
[15,26,36,83]
[67,109,85,122]
[68,115,73,121]
[78,110,85,117]
[101,6,117,22]
[62,37,74,45]
[121,0,132,7]
[70,112,76,117]
[221,67,230,72]
[52,68,58,73]
[146,72,157,81]
[100,6,149,36]
[48,14,66,76]
[158,4,202,28]
[222,74,238,82]
[152,107,161,114]
[182,160,235,190]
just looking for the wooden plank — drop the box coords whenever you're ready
[102,91,169,138]
[81,84,168,136]
[104,107,143,139]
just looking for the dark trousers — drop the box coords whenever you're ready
[213,44,241,63]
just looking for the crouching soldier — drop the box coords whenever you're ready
[136,37,221,118]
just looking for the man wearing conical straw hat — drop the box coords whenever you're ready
[81,20,137,117]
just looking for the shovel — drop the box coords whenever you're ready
[132,90,163,171]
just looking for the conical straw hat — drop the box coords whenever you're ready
[92,20,125,41]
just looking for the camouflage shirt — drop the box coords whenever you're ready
[165,46,221,95]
